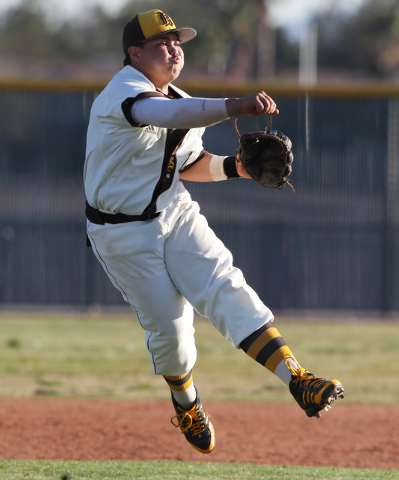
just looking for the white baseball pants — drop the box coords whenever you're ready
[87,182,273,375]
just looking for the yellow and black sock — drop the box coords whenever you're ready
[240,321,297,384]
[163,370,197,409]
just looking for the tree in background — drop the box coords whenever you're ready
[0,0,53,57]
[316,0,399,81]
[0,0,280,81]
[1,0,399,82]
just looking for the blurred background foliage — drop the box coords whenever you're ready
[1,0,399,83]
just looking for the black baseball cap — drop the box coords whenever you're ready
[123,9,197,56]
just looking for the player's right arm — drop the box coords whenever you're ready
[225,92,279,117]
[131,92,278,129]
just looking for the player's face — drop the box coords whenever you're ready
[130,33,184,94]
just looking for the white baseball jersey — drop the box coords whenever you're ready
[84,66,206,216]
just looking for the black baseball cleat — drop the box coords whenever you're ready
[285,356,345,418]
[170,388,215,454]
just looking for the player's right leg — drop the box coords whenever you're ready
[164,372,214,454]
[87,218,196,373]
[87,219,214,452]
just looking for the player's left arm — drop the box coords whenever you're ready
[179,152,251,182]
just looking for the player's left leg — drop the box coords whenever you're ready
[165,186,345,419]
[240,321,345,418]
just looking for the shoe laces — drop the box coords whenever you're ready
[284,355,306,377]
[171,405,209,436]
[285,355,326,390]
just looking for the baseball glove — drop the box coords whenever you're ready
[235,118,294,191]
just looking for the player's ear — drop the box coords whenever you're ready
[128,45,142,65]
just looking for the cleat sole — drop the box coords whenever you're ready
[306,384,345,418]
[287,363,346,420]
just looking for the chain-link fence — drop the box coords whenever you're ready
[1,81,398,313]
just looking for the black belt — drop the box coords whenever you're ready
[85,201,160,225]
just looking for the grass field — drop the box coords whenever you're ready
[0,311,398,479]
[0,459,397,480]
[0,311,398,403]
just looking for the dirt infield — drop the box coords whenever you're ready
[0,398,397,469]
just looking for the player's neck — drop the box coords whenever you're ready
[156,84,170,95]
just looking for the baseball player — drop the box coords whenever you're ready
[84,9,345,454]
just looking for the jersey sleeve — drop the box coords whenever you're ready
[121,91,165,127]
[94,71,158,132]
[130,97,229,129]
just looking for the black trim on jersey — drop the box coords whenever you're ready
[142,128,189,217]
[121,91,164,127]
[141,86,190,217]
[122,85,193,217]
[163,85,183,99]
[179,149,209,173]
